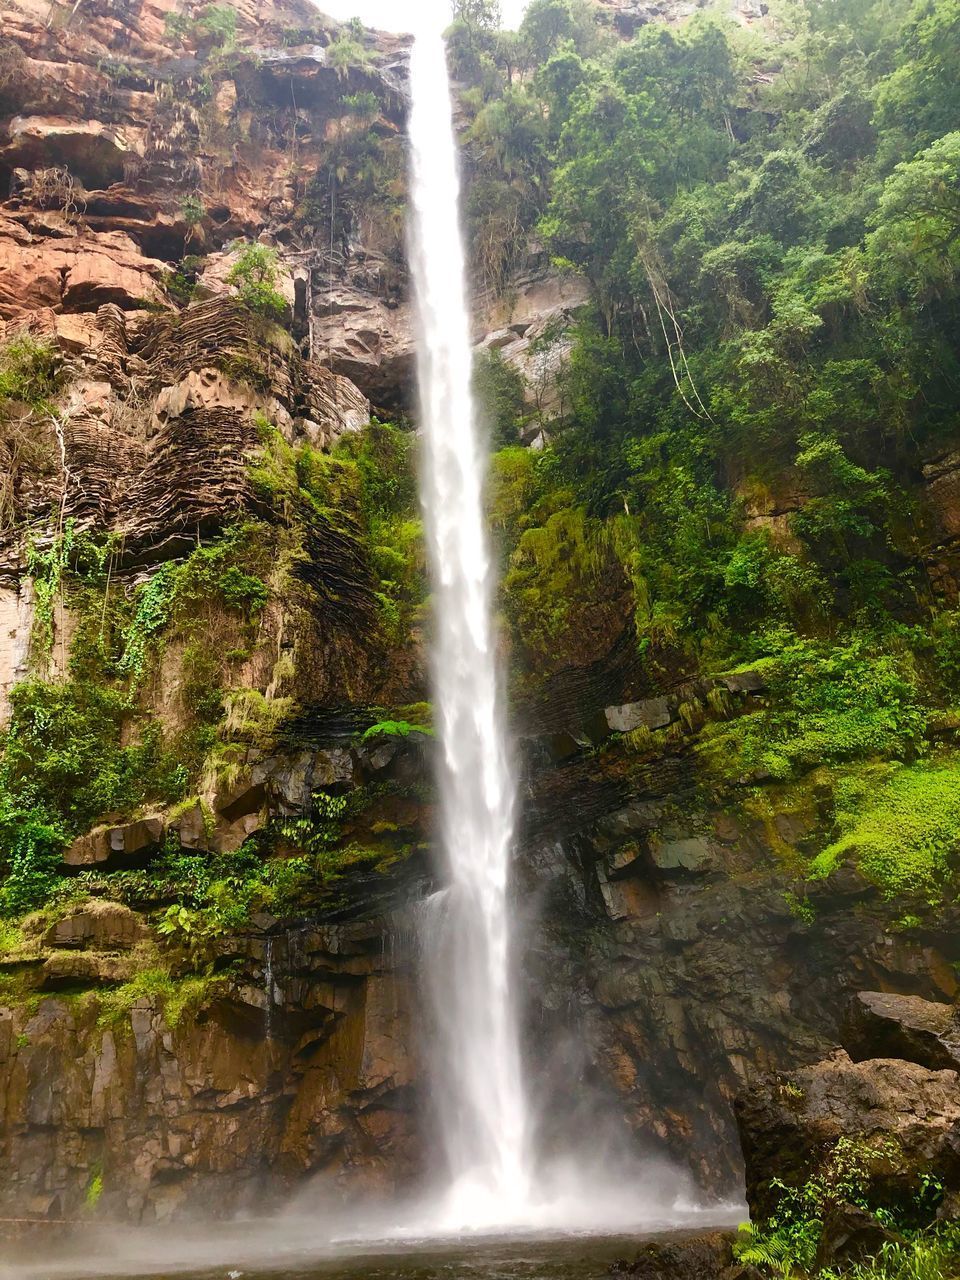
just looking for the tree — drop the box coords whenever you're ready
[226,244,288,321]
[868,132,960,297]
[453,0,502,29]
[473,349,527,447]
[519,0,599,65]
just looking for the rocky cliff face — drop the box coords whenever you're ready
[0,0,958,1236]
[0,916,419,1223]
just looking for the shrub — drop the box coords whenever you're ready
[0,332,62,409]
[0,39,25,113]
[326,32,371,77]
[195,4,238,47]
[735,1134,957,1279]
[179,194,205,226]
[226,243,287,321]
[699,634,926,784]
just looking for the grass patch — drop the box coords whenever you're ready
[95,967,224,1030]
[0,331,62,409]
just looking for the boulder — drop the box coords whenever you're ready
[814,1202,904,1271]
[649,834,714,874]
[736,1053,960,1222]
[40,950,136,988]
[43,901,148,951]
[215,780,267,823]
[842,991,960,1073]
[605,697,674,734]
[252,749,355,813]
[609,1230,737,1278]
[720,670,768,695]
[62,817,163,868]
[169,801,210,852]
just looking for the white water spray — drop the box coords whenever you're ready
[407,1,532,1230]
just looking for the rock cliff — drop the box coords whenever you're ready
[0,0,959,1238]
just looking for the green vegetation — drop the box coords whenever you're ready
[737,1134,960,1278]
[84,1170,104,1211]
[95,967,227,1029]
[179,194,205,226]
[196,4,238,47]
[811,759,960,898]
[362,719,434,742]
[326,29,372,77]
[165,3,238,49]
[251,416,424,644]
[226,243,288,321]
[164,254,205,307]
[0,331,62,409]
[474,349,528,447]
[0,525,272,916]
[437,0,960,915]
[296,89,404,254]
[699,634,926,784]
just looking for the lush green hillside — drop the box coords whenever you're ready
[457,0,960,907]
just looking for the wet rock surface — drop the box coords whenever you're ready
[736,1053,960,1221]
[0,919,421,1223]
[842,990,960,1072]
[609,1231,738,1279]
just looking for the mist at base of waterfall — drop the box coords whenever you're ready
[0,1151,745,1280]
[0,1193,743,1280]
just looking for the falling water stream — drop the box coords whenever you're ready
[1,14,735,1279]
[407,0,532,1230]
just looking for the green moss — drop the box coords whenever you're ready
[0,917,25,955]
[95,968,225,1030]
[362,719,433,742]
[25,524,114,659]
[503,504,613,660]
[84,1169,104,1212]
[699,633,926,786]
[810,757,960,897]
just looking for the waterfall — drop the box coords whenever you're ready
[407,1,533,1229]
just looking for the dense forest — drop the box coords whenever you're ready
[464,0,960,901]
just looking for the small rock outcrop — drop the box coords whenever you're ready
[842,990,960,1073]
[609,1231,739,1279]
[735,1053,960,1222]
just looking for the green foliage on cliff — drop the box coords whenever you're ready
[699,635,926,783]
[811,758,960,897]
[0,681,185,914]
[442,0,960,918]
[0,332,62,409]
[474,349,528,447]
[226,243,287,321]
[0,525,273,914]
[737,1132,960,1278]
[362,719,433,741]
[165,3,238,50]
